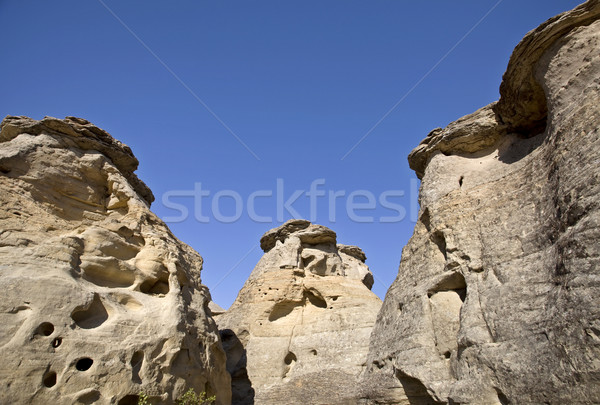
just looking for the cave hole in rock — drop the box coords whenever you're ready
[130,351,144,384]
[427,272,467,302]
[52,337,62,348]
[36,322,55,337]
[309,349,317,356]
[459,176,464,187]
[139,278,170,295]
[395,370,441,404]
[284,351,297,365]
[76,357,94,371]
[301,255,314,269]
[43,371,57,387]
[430,231,447,260]
[117,226,145,247]
[305,289,327,308]
[71,294,109,329]
[117,395,140,405]
[495,388,510,405]
[282,351,297,379]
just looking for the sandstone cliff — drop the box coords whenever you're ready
[0,116,231,404]
[361,1,600,404]
[216,220,382,404]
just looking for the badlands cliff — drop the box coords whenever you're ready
[361,1,600,404]
[0,116,230,404]
[216,220,382,404]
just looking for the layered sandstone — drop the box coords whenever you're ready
[361,1,600,404]
[216,220,382,404]
[0,116,230,404]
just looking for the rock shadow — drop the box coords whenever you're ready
[395,370,442,405]
[498,131,546,164]
[220,329,255,405]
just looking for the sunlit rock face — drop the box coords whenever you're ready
[216,220,382,404]
[0,116,231,405]
[361,2,600,404]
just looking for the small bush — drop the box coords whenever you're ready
[176,388,216,405]
[137,389,216,405]
[137,392,149,405]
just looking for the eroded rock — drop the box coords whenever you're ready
[216,220,382,404]
[0,116,231,404]
[362,2,600,404]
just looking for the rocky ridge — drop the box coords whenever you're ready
[0,116,230,404]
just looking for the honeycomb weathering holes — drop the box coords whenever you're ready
[36,322,54,337]
[71,294,109,329]
[75,357,93,371]
[42,371,56,388]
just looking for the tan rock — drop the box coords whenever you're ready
[216,220,382,404]
[361,2,600,404]
[0,116,230,404]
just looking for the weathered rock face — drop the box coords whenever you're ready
[0,116,230,404]
[216,220,382,404]
[362,2,600,404]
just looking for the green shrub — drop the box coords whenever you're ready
[137,388,216,405]
[137,392,149,405]
[176,388,216,405]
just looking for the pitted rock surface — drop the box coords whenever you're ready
[0,116,231,405]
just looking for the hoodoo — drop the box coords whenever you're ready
[216,220,382,404]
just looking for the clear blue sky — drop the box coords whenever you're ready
[0,1,581,308]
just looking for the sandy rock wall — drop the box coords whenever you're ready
[361,2,600,404]
[0,116,230,405]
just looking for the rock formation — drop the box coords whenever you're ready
[215,220,382,404]
[361,1,600,404]
[0,116,231,404]
[2,2,599,404]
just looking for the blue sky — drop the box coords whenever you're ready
[0,1,581,307]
